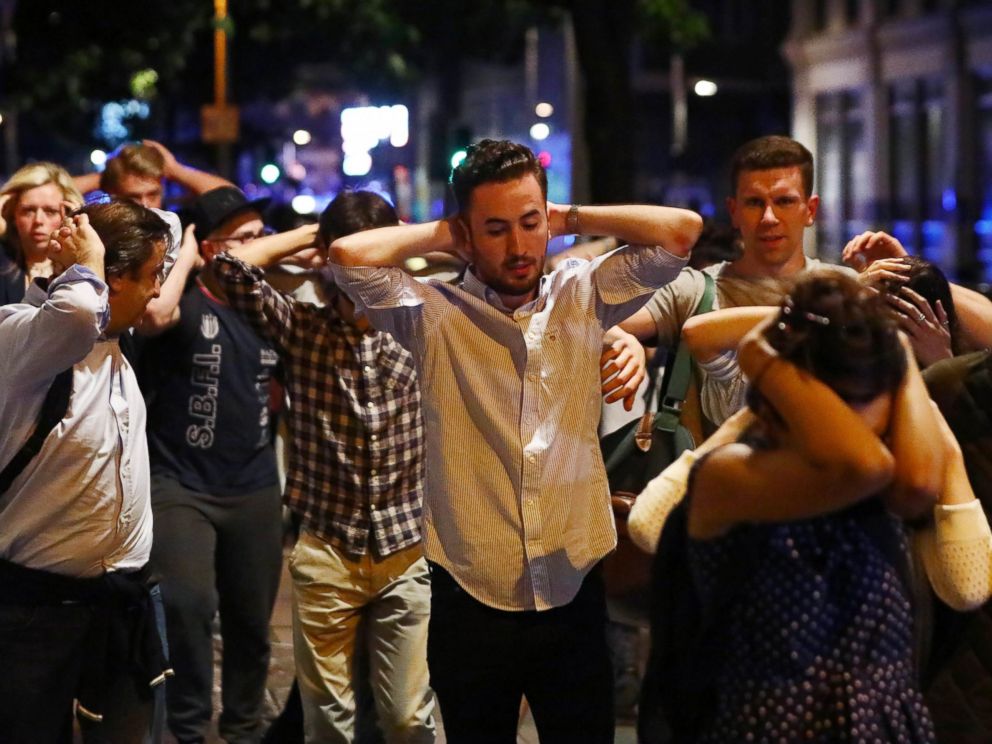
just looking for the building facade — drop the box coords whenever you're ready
[785,0,992,283]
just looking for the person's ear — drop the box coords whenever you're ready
[452,217,473,263]
[105,272,125,295]
[805,194,819,226]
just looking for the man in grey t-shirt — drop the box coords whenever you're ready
[621,135,849,429]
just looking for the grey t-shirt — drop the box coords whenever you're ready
[643,257,853,426]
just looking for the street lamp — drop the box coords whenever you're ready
[694,80,718,97]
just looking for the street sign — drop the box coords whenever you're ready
[201,104,239,144]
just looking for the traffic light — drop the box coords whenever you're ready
[450,149,468,169]
[260,163,281,184]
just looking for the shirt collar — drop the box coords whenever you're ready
[24,277,50,307]
[460,267,546,317]
[717,254,817,281]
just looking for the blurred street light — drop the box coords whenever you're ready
[535,102,554,118]
[694,79,718,97]
[529,123,550,141]
[291,194,316,214]
[293,129,312,146]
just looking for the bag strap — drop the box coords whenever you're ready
[659,272,715,417]
[603,272,716,472]
[0,368,73,495]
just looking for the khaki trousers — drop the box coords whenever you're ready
[289,530,435,744]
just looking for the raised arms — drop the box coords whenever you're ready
[688,321,896,538]
[547,203,702,259]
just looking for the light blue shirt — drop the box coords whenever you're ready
[0,266,152,577]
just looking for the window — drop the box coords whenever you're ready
[974,70,992,281]
[816,90,867,262]
[888,78,950,270]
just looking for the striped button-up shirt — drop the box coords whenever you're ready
[332,245,687,610]
[214,253,422,558]
[0,268,152,577]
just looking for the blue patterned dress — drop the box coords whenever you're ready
[688,499,935,743]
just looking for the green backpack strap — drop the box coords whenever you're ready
[658,272,715,427]
[603,272,716,473]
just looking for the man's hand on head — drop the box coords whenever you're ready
[842,231,909,270]
[272,224,323,269]
[855,256,911,290]
[142,139,179,179]
[49,211,105,280]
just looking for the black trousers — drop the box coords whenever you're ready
[0,562,167,744]
[150,473,283,744]
[426,563,614,744]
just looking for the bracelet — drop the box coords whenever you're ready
[566,204,581,235]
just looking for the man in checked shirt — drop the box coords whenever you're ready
[212,192,435,743]
[329,140,702,743]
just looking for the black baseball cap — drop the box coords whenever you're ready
[191,186,270,241]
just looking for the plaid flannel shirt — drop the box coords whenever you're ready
[213,253,423,557]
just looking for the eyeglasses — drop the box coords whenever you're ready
[210,226,276,245]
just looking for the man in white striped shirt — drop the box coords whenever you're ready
[0,201,172,741]
[330,139,702,743]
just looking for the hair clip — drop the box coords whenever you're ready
[777,298,830,328]
[803,311,830,326]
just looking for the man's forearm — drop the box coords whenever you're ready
[169,163,233,195]
[230,225,317,269]
[73,172,101,195]
[682,307,776,363]
[136,243,199,335]
[559,204,702,258]
[329,219,457,267]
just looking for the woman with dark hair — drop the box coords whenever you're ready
[872,256,961,368]
[672,273,942,742]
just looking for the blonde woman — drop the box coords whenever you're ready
[0,162,83,303]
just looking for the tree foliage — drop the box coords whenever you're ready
[3,0,707,197]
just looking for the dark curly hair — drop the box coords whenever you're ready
[758,272,906,406]
[449,139,547,214]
